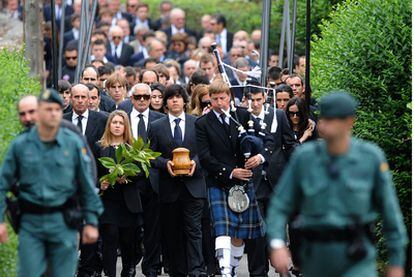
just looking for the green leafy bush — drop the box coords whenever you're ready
[0,48,41,276]
[311,0,411,271]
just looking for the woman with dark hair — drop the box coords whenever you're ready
[150,83,166,113]
[275,84,294,111]
[285,97,318,143]
[93,110,143,277]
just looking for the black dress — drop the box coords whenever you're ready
[93,142,143,227]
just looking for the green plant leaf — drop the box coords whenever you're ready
[98,157,116,168]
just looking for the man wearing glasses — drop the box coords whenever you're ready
[62,41,78,83]
[106,26,134,66]
[124,83,165,277]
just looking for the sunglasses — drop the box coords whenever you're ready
[112,36,122,40]
[19,109,36,116]
[288,111,300,117]
[133,94,150,101]
[83,77,97,81]
[66,56,77,60]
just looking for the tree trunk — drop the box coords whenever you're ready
[24,0,45,88]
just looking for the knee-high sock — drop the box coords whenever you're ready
[230,243,245,277]
[215,236,232,276]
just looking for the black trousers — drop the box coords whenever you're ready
[201,200,218,276]
[246,197,270,277]
[161,187,205,277]
[101,224,137,277]
[77,235,102,276]
[140,185,162,276]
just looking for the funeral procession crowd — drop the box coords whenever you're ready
[0,0,409,277]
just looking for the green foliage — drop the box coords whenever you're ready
[0,49,40,276]
[144,0,343,55]
[311,0,411,269]
[98,138,161,186]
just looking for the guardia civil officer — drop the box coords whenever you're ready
[0,89,103,277]
[267,92,407,277]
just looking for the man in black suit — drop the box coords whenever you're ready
[80,66,117,113]
[130,3,154,34]
[195,80,274,276]
[211,14,233,54]
[63,13,80,49]
[63,84,108,150]
[106,26,134,66]
[62,42,78,84]
[149,85,206,277]
[244,84,298,276]
[162,8,197,42]
[108,0,133,26]
[119,83,165,277]
[43,0,74,32]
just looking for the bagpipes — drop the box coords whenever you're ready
[211,42,278,212]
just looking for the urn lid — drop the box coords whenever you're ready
[172,147,190,154]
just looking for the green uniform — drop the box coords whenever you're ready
[266,138,408,276]
[0,126,103,277]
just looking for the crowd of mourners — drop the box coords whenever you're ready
[3,0,318,276]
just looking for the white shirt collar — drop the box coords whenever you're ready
[168,112,185,123]
[213,108,230,119]
[220,28,228,38]
[171,25,185,35]
[73,109,89,120]
[131,107,150,118]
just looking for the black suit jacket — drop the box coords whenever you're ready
[118,99,133,113]
[125,109,165,193]
[106,43,134,66]
[225,31,234,53]
[149,114,207,203]
[43,4,73,32]
[99,94,116,113]
[63,30,77,49]
[93,143,142,213]
[195,108,274,189]
[256,108,298,198]
[63,110,108,150]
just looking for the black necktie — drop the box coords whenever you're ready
[77,115,83,133]
[114,46,119,62]
[173,118,182,145]
[137,114,147,142]
[220,113,230,135]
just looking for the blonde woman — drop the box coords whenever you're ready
[93,110,142,277]
[189,84,211,116]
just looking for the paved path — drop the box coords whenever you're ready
[117,254,280,277]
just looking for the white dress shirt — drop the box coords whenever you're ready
[72,109,89,136]
[130,108,150,140]
[216,28,228,53]
[168,112,186,140]
[213,109,230,125]
[111,41,123,58]
[171,25,185,35]
[72,28,79,40]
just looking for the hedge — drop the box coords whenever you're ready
[311,0,411,271]
[0,48,41,276]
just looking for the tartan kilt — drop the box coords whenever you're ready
[208,181,265,239]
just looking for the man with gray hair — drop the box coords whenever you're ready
[106,25,134,66]
[163,8,196,40]
[230,57,251,102]
[120,83,165,276]
[182,59,198,84]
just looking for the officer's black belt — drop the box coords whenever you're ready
[19,198,72,214]
[297,223,375,242]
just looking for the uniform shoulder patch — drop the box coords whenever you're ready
[81,147,87,155]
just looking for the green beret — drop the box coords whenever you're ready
[38,88,63,107]
[319,91,358,118]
